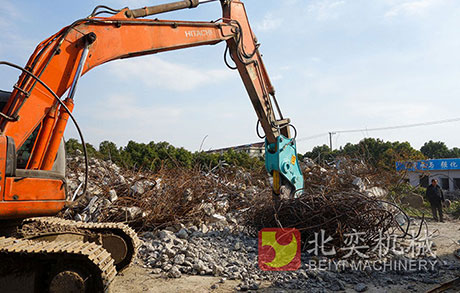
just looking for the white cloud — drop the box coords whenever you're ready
[271,74,283,81]
[348,100,434,123]
[70,90,257,151]
[0,1,38,60]
[76,92,186,145]
[255,12,283,32]
[0,0,20,20]
[279,65,292,71]
[107,56,232,92]
[307,0,346,21]
[385,0,442,18]
[98,93,183,121]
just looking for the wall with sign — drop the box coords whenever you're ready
[396,159,460,191]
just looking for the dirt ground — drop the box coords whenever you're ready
[112,219,460,293]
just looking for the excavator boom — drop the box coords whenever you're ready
[0,1,304,290]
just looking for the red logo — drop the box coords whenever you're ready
[258,228,301,271]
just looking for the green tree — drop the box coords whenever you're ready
[66,138,265,171]
[99,140,121,163]
[192,151,220,170]
[175,147,193,168]
[65,138,99,157]
[304,138,425,170]
[380,141,425,170]
[449,147,460,158]
[420,140,450,159]
[304,145,337,164]
[65,138,81,156]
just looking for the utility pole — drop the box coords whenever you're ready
[328,132,336,150]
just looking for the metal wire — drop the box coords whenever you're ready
[228,20,259,60]
[198,0,219,3]
[0,111,16,121]
[0,61,89,200]
[289,124,298,140]
[223,44,237,70]
[374,199,412,238]
[247,189,398,255]
[90,5,121,17]
[271,94,284,120]
[256,120,266,139]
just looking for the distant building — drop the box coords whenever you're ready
[207,142,265,158]
[396,158,460,191]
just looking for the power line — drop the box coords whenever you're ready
[297,132,328,142]
[296,117,460,142]
[333,117,460,134]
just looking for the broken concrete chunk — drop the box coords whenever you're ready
[303,157,316,168]
[400,193,424,209]
[157,230,174,241]
[200,224,209,234]
[176,228,189,239]
[121,206,143,220]
[108,189,118,202]
[202,203,215,216]
[352,177,365,191]
[210,214,227,224]
[365,187,387,198]
[130,181,145,195]
[168,266,182,278]
[233,241,242,251]
[117,174,126,184]
[354,283,368,292]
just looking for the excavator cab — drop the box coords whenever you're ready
[0,91,67,220]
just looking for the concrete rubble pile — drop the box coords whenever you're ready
[64,154,269,228]
[64,155,389,230]
[302,157,388,198]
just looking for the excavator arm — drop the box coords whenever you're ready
[221,1,303,195]
[0,0,303,218]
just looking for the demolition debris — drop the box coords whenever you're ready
[63,154,460,291]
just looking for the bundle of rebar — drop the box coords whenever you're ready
[243,191,396,257]
[242,158,404,256]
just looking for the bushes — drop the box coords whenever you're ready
[65,139,264,171]
[304,138,425,171]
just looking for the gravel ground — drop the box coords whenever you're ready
[112,219,460,292]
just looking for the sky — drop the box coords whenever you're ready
[1,0,460,154]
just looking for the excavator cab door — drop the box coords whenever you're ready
[0,134,67,219]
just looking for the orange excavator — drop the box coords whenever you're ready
[0,0,304,292]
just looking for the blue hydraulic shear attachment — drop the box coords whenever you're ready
[265,135,304,196]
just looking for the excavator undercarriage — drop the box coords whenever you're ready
[0,217,140,292]
[0,236,116,292]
